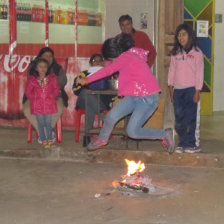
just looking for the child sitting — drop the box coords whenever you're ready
[25,58,59,149]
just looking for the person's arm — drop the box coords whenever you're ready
[195,51,204,91]
[168,86,174,103]
[134,31,156,67]
[57,67,67,89]
[143,34,156,67]
[194,50,204,103]
[25,76,35,100]
[72,72,86,95]
[52,75,60,98]
[77,56,124,86]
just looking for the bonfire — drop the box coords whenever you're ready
[112,159,155,193]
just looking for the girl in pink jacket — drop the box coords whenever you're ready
[25,58,59,148]
[77,34,174,152]
[168,23,204,153]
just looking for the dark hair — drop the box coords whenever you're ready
[118,14,135,33]
[118,14,133,24]
[102,34,134,60]
[37,47,54,58]
[89,53,104,64]
[36,47,63,76]
[171,23,199,55]
[29,57,49,77]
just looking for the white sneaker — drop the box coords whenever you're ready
[38,137,42,144]
[185,146,201,153]
[175,146,185,153]
[38,131,55,144]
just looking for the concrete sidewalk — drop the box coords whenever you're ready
[0,111,223,168]
[1,158,224,224]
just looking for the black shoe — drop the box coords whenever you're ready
[83,136,91,147]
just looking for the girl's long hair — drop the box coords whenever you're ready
[29,57,49,77]
[171,23,199,55]
[102,34,134,60]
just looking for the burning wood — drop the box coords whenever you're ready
[112,159,156,193]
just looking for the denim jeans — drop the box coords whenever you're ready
[76,89,113,131]
[35,114,52,141]
[99,93,166,141]
[173,87,197,148]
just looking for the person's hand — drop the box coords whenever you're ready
[169,86,174,103]
[193,90,200,103]
[76,77,87,86]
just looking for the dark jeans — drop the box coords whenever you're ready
[76,89,112,131]
[173,87,198,148]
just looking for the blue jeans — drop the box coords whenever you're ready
[99,94,166,141]
[173,87,197,148]
[76,89,113,131]
[35,114,52,141]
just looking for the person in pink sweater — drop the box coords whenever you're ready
[77,34,174,152]
[25,58,60,149]
[168,23,204,153]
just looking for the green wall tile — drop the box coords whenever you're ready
[185,0,211,17]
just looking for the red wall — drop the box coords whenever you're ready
[0,54,89,129]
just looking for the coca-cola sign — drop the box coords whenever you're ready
[0,55,30,120]
[0,55,82,128]
[2,55,34,73]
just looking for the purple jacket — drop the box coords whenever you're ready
[25,73,59,115]
[87,47,161,96]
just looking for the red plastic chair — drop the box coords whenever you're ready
[75,109,85,143]
[27,117,62,144]
[75,109,109,143]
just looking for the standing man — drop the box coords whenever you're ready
[118,14,156,67]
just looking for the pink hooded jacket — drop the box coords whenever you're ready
[25,73,60,115]
[87,47,161,96]
[168,48,204,90]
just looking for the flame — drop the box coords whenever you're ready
[124,159,145,176]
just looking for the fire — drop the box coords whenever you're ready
[112,159,154,193]
[124,159,145,176]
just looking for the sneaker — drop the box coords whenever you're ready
[87,137,108,151]
[48,140,55,148]
[185,146,201,153]
[175,146,185,154]
[42,140,50,149]
[38,137,42,144]
[162,128,175,153]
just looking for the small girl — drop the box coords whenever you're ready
[25,58,60,149]
[77,34,174,152]
[168,23,204,153]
